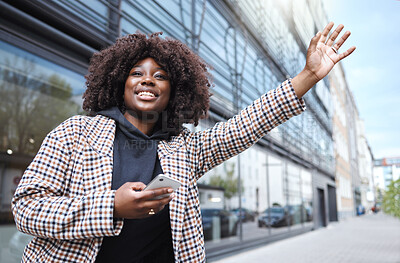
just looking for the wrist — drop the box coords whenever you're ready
[302,67,320,84]
[113,191,122,218]
[291,68,319,98]
[113,207,121,218]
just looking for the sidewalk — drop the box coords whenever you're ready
[210,213,400,263]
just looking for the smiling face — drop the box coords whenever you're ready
[123,57,171,122]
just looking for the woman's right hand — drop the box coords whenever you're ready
[113,182,175,219]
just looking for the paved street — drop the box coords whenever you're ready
[211,213,400,263]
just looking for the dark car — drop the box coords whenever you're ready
[231,208,255,222]
[258,207,293,228]
[201,208,238,241]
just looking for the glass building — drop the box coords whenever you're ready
[0,0,339,260]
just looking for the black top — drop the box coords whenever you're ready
[95,107,174,263]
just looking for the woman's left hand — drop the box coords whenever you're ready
[292,22,356,98]
[305,22,356,82]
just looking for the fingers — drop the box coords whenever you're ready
[114,182,176,219]
[333,31,351,51]
[338,46,356,61]
[141,187,174,200]
[308,32,321,53]
[133,190,175,217]
[320,22,354,60]
[326,24,344,46]
[144,194,175,216]
[147,195,174,209]
[319,22,334,43]
[129,182,146,191]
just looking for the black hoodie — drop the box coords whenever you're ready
[95,107,174,263]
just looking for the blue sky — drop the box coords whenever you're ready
[323,0,400,159]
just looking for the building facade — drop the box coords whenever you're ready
[0,0,364,260]
[330,64,355,219]
[374,157,400,192]
[330,61,376,218]
[357,119,375,212]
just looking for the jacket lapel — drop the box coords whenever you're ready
[86,115,116,158]
[84,115,116,193]
[158,136,189,254]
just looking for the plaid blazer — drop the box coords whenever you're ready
[12,80,305,262]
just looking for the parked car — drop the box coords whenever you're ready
[258,207,293,228]
[201,208,238,241]
[231,208,256,222]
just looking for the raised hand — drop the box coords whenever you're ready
[305,22,356,81]
[292,22,356,98]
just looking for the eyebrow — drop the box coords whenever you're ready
[133,65,166,71]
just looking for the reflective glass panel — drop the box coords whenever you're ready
[301,170,313,227]
[240,146,269,241]
[0,40,85,261]
[199,156,240,248]
[287,163,302,230]
[265,155,288,235]
[55,0,110,33]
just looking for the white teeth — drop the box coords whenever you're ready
[138,91,155,97]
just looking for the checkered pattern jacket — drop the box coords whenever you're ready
[12,80,305,262]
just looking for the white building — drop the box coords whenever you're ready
[330,64,355,219]
[356,119,375,211]
[373,157,400,192]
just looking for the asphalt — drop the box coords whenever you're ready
[210,213,400,263]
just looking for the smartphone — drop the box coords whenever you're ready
[143,174,182,200]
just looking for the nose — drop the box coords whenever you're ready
[140,75,155,86]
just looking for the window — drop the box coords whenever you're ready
[0,40,85,221]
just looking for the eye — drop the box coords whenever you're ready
[155,73,169,80]
[130,71,142,76]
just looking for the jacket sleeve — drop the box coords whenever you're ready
[11,119,123,240]
[186,79,306,180]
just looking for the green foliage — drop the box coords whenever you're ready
[382,178,400,219]
[0,58,81,155]
[209,162,243,199]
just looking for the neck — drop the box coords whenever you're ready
[123,112,157,136]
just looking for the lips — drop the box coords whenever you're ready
[135,87,159,99]
[138,91,156,97]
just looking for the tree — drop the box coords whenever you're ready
[382,178,400,219]
[0,58,82,156]
[209,162,243,199]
